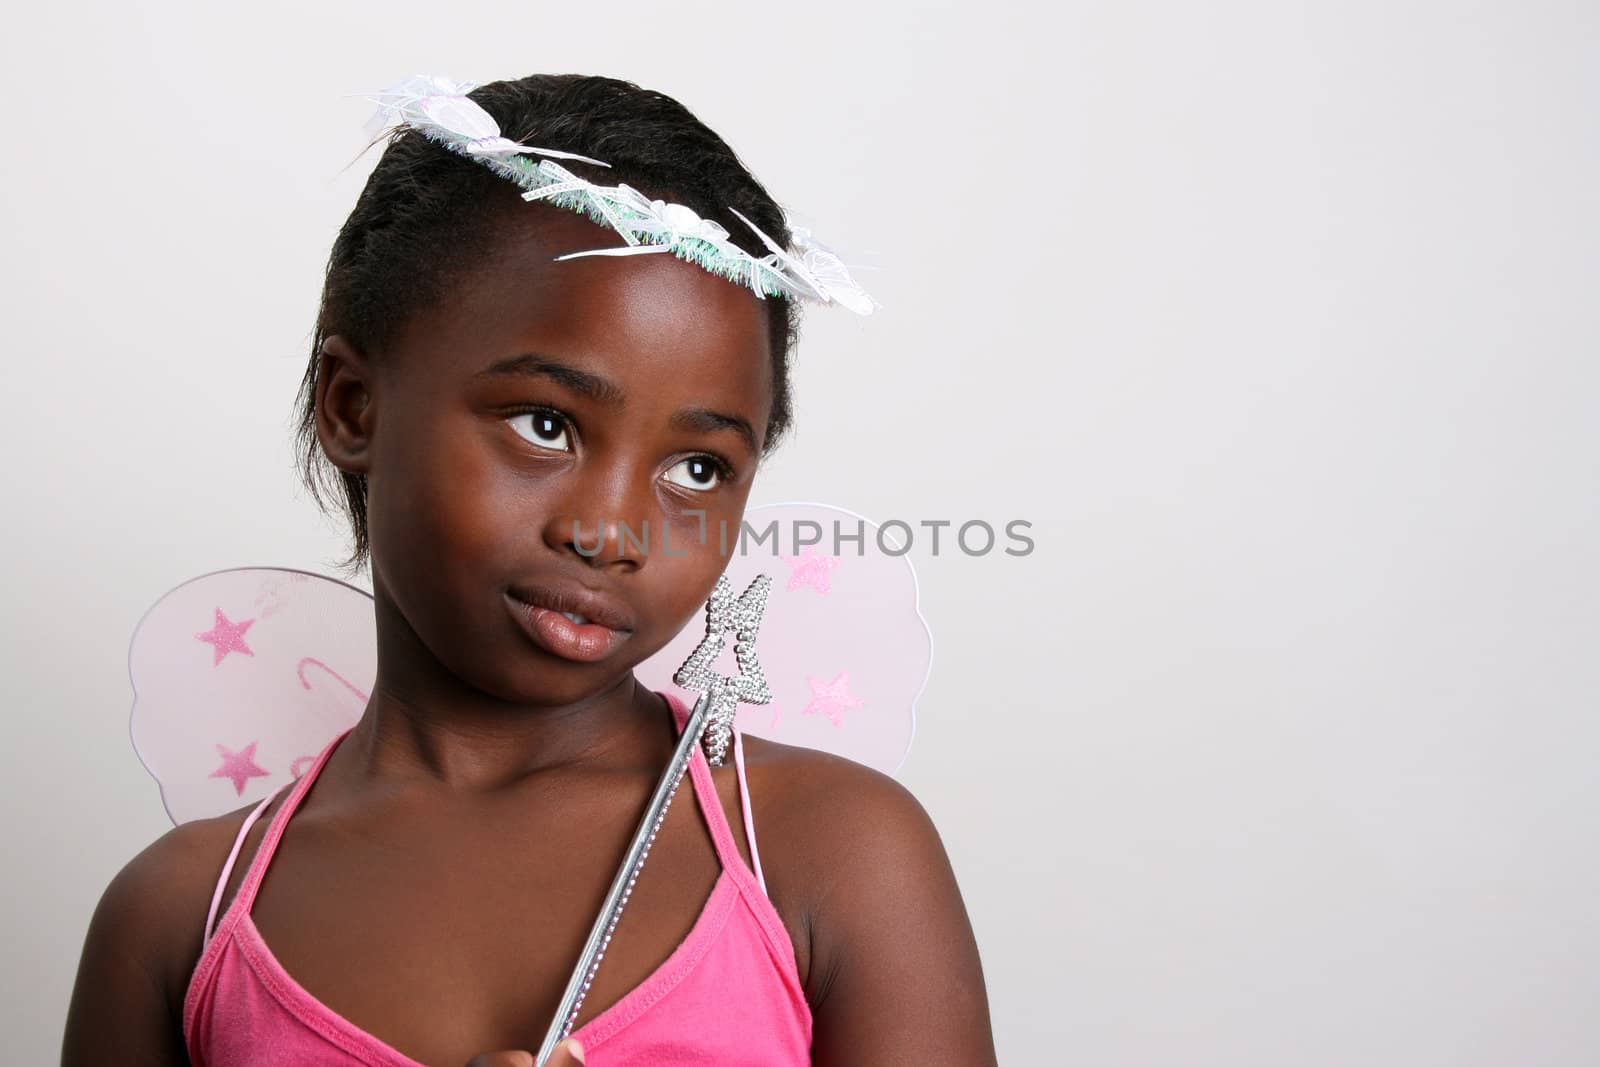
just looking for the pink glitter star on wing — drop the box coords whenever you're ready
[783,547,840,595]
[195,608,255,666]
[802,671,865,728]
[210,741,271,795]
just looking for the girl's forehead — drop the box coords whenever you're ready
[386,210,773,403]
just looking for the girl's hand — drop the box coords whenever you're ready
[465,1040,584,1067]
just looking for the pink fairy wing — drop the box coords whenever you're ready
[128,567,375,825]
[636,502,931,775]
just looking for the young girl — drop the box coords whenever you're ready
[63,74,996,1066]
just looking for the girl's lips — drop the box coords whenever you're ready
[507,593,630,663]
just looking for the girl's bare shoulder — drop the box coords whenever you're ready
[736,734,953,911]
[82,797,278,1007]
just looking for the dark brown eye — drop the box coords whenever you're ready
[663,456,723,491]
[509,411,572,451]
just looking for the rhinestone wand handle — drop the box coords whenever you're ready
[532,684,717,1065]
[534,574,772,1065]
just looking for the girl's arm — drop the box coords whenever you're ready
[787,760,999,1066]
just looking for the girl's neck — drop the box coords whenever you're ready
[337,674,675,794]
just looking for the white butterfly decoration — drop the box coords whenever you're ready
[551,186,743,260]
[727,208,879,314]
[360,74,611,167]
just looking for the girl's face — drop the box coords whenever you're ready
[345,204,774,709]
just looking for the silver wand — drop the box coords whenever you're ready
[534,574,773,1065]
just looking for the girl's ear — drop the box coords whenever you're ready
[315,334,376,475]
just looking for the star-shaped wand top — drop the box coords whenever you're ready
[673,574,773,765]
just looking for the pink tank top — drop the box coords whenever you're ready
[183,691,813,1065]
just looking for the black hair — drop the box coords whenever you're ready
[293,74,802,574]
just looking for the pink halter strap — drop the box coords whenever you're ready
[201,782,288,950]
[732,727,767,895]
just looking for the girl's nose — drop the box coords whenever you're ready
[539,463,655,571]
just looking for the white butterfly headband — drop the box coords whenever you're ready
[360,75,877,315]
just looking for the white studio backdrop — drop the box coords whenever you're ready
[3,2,1597,1063]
